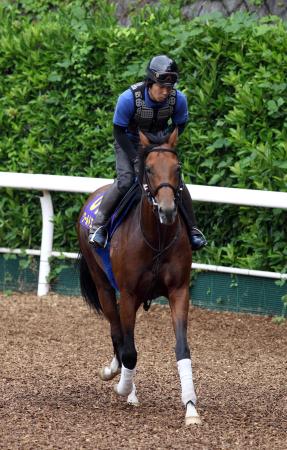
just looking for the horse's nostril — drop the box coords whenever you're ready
[158,204,176,224]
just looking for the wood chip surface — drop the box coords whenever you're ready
[0,293,286,449]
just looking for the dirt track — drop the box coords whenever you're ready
[0,293,286,450]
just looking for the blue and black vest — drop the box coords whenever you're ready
[128,82,177,134]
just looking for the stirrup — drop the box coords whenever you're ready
[191,227,207,251]
[89,225,108,248]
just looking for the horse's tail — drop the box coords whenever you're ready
[78,253,103,314]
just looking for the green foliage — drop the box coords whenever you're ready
[47,255,73,283]
[0,1,286,274]
[273,290,287,320]
[249,0,264,5]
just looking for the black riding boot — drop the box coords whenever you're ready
[89,183,123,248]
[179,185,207,251]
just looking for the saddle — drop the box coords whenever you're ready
[108,183,141,238]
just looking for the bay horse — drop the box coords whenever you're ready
[77,129,201,426]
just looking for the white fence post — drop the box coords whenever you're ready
[37,190,54,296]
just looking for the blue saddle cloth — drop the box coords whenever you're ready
[79,183,140,291]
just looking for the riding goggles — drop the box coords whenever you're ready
[154,71,178,86]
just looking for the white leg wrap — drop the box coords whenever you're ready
[110,355,119,373]
[177,358,197,406]
[115,364,135,396]
[103,366,112,378]
[100,355,120,380]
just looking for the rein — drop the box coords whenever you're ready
[138,145,183,262]
[139,198,181,257]
[141,146,183,207]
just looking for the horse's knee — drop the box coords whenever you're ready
[122,348,137,370]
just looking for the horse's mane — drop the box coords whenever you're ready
[142,131,171,145]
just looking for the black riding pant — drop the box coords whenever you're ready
[115,141,136,195]
[92,142,136,226]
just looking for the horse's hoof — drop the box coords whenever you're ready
[98,367,120,381]
[185,401,201,425]
[185,415,202,426]
[128,398,140,406]
[127,384,139,406]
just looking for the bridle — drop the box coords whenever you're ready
[138,146,183,260]
[141,146,183,209]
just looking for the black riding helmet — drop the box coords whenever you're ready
[146,55,178,87]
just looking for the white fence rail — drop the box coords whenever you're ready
[1,171,287,295]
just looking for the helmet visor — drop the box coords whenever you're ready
[154,71,178,86]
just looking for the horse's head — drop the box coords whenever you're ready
[138,128,182,225]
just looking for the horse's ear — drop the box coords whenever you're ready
[139,131,150,148]
[167,127,178,148]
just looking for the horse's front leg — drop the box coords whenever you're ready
[114,291,139,405]
[169,287,201,426]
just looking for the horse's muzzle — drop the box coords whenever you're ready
[158,203,177,225]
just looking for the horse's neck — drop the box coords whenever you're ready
[139,196,179,249]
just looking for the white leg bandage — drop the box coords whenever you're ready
[177,358,197,406]
[110,355,119,373]
[101,355,120,380]
[115,364,135,396]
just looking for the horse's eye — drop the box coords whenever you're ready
[176,165,181,173]
[145,166,152,174]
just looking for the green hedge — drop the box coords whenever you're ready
[0,1,286,274]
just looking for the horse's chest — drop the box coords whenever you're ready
[135,262,171,299]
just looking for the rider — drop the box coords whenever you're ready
[89,55,207,250]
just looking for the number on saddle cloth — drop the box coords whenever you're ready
[79,182,140,239]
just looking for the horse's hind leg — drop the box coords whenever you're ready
[81,255,139,404]
[97,284,123,381]
[99,305,123,381]
[98,287,139,405]
[86,263,123,382]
